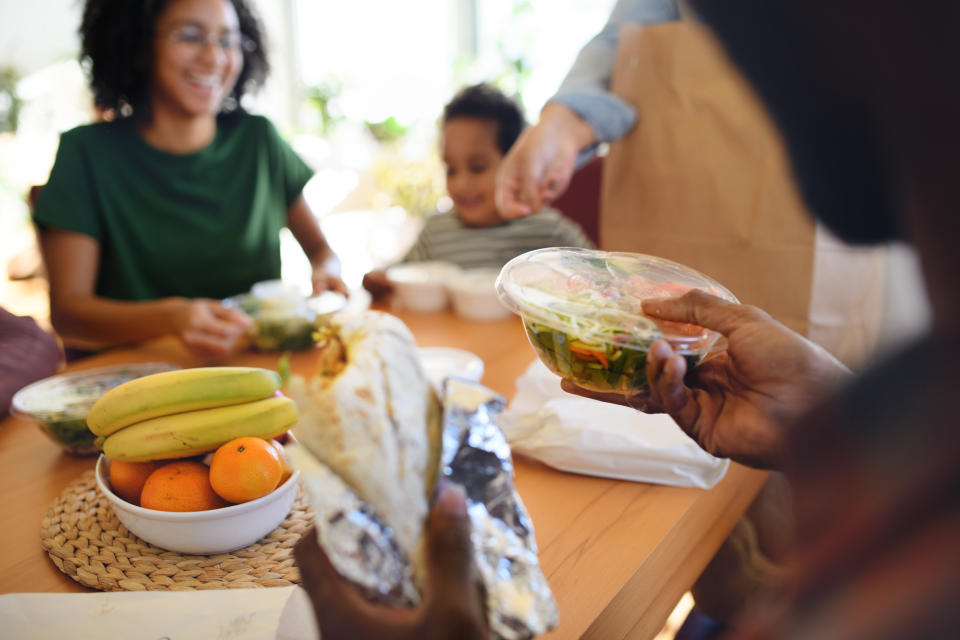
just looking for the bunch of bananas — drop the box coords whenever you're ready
[88,367,299,462]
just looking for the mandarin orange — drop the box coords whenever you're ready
[209,437,283,503]
[140,460,229,512]
[269,439,294,485]
[108,459,165,505]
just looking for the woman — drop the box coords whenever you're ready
[34,0,346,358]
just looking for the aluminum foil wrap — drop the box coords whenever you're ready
[287,377,558,639]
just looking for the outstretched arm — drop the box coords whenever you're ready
[40,229,252,357]
[495,0,682,218]
[563,290,850,468]
[287,195,348,296]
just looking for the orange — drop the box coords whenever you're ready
[209,437,283,503]
[140,460,228,512]
[270,439,294,486]
[108,459,165,505]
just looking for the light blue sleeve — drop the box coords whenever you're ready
[548,0,682,161]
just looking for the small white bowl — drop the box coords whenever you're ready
[387,261,461,312]
[418,347,485,393]
[95,455,300,555]
[447,268,512,321]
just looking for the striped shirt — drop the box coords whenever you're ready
[403,208,594,270]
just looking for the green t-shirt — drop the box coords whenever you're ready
[33,113,313,301]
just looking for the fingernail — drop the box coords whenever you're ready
[435,482,468,516]
[651,340,671,359]
[642,299,661,314]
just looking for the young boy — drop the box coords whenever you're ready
[363,84,593,298]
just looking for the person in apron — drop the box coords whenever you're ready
[496,0,878,636]
[497,0,888,370]
[497,0,679,219]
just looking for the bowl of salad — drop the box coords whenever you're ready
[10,362,179,455]
[224,280,346,351]
[496,248,738,397]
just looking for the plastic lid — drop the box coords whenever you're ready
[251,279,307,301]
[11,362,179,421]
[496,248,738,352]
[306,290,348,316]
[224,289,346,321]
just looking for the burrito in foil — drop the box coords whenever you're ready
[285,311,558,638]
[287,311,442,586]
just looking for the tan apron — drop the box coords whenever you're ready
[600,19,885,366]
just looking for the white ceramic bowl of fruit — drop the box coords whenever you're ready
[96,437,300,555]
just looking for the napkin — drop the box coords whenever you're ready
[0,586,319,640]
[496,360,729,489]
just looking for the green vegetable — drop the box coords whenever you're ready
[230,294,318,351]
[41,416,99,454]
[277,352,292,387]
[254,316,315,351]
[525,321,700,394]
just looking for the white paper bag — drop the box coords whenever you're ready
[497,360,728,489]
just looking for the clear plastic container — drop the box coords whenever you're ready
[496,248,738,396]
[224,281,346,351]
[11,363,179,455]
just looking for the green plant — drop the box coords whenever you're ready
[0,68,22,134]
[364,116,409,144]
[450,0,534,108]
[494,0,534,102]
[304,78,344,136]
[370,147,446,218]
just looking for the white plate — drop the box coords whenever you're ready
[418,347,484,393]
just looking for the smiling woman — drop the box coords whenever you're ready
[30,0,347,360]
[81,0,268,123]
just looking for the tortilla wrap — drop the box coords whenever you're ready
[287,311,442,580]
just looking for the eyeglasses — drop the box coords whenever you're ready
[161,26,255,53]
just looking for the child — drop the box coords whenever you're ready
[363,84,593,298]
[33,0,346,358]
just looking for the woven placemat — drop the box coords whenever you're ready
[40,470,315,592]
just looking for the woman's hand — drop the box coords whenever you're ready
[312,266,349,296]
[294,484,487,640]
[172,299,252,358]
[495,104,596,219]
[563,290,850,469]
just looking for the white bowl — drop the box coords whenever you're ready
[447,269,512,321]
[387,261,461,312]
[418,347,484,393]
[95,455,300,555]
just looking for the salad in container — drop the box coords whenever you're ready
[10,363,179,455]
[224,280,346,351]
[496,248,738,396]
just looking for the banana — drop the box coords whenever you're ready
[101,395,299,462]
[88,367,281,436]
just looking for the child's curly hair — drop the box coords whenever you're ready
[79,0,269,120]
[442,84,527,154]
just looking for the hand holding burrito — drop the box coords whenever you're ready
[294,484,487,640]
[287,310,557,639]
[287,311,442,584]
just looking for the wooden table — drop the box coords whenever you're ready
[0,309,766,639]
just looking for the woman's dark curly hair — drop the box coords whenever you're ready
[442,83,527,154]
[80,0,269,120]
